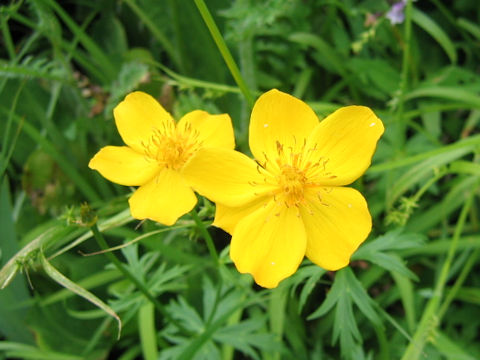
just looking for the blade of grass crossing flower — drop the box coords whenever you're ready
[138,302,158,360]
[401,186,477,360]
[412,8,457,64]
[193,0,254,108]
[39,251,122,339]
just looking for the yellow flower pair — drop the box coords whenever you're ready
[89,90,384,288]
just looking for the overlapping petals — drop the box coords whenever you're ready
[129,168,197,226]
[182,147,275,207]
[185,89,384,288]
[178,110,235,149]
[88,146,160,186]
[89,91,235,225]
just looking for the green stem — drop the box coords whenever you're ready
[190,209,218,264]
[400,187,476,360]
[395,0,414,150]
[193,0,255,108]
[438,246,480,319]
[123,0,182,71]
[90,223,191,335]
[1,14,16,60]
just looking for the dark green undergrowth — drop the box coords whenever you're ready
[1,0,480,359]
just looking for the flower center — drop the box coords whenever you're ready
[143,123,200,170]
[251,140,337,211]
[277,164,307,207]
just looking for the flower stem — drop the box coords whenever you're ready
[394,0,414,150]
[400,186,476,360]
[90,223,191,335]
[193,0,255,109]
[190,209,219,265]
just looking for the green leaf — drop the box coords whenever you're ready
[457,18,480,41]
[213,317,278,360]
[404,86,480,108]
[138,302,158,360]
[344,268,381,326]
[368,134,480,174]
[391,272,416,333]
[288,33,345,75]
[39,252,122,339]
[308,268,382,359]
[0,179,33,344]
[0,342,83,360]
[353,230,424,279]
[432,331,477,360]
[412,8,457,63]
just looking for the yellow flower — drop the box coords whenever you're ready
[183,89,384,288]
[89,91,235,225]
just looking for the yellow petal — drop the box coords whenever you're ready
[178,110,235,149]
[88,146,160,186]
[231,201,307,288]
[129,168,197,225]
[114,91,174,152]
[182,148,274,207]
[305,106,384,186]
[249,89,318,164]
[213,197,267,234]
[300,187,372,270]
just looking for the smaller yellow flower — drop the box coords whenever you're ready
[89,91,235,225]
[183,89,384,288]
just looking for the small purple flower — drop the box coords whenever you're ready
[386,1,406,25]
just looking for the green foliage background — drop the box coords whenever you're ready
[1,0,480,359]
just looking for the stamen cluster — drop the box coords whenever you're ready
[143,123,201,170]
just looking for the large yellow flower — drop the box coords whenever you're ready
[89,91,235,225]
[183,89,384,288]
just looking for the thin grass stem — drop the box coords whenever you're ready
[193,0,255,108]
